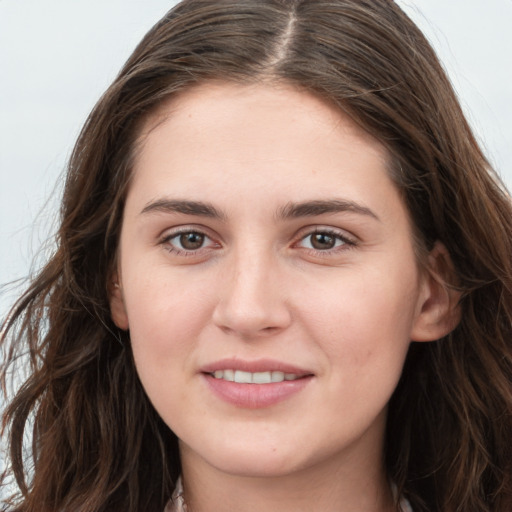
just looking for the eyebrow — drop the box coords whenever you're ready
[140,198,379,222]
[140,199,225,220]
[277,199,379,221]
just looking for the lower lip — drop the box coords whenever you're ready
[203,374,313,409]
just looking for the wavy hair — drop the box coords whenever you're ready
[2,1,512,511]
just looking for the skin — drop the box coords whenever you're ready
[110,82,459,512]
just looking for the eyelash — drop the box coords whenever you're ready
[160,228,218,256]
[159,227,357,257]
[295,228,357,255]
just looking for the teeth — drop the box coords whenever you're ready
[212,370,300,384]
[222,369,234,381]
[271,371,285,382]
[235,370,252,383]
[253,371,272,384]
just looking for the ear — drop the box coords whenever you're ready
[109,271,129,330]
[410,241,461,342]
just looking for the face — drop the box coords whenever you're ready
[111,82,444,481]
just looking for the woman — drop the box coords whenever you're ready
[1,1,511,511]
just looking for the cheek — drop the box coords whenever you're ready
[122,269,215,371]
[302,272,417,432]
[122,277,212,417]
[298,263,419,370]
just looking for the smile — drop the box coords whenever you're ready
[202,360,314,408]
[211,369,301,384]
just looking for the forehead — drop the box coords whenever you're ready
[136,80,388,163]
[136,81,388,163]
[127,81,407,226]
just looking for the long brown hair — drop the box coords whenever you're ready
[2,1,512,511]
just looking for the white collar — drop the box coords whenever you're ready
[164,476,414,511]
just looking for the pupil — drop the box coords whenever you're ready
[311,233,335,250]
[180,232,204,250]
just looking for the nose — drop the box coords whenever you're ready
[212,248,292,338]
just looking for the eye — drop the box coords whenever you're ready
[175,232,206,250]
[161,229,218,255]
[297,229,355,252]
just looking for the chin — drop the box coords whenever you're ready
[214,457,305,479]
[181,437,312,479]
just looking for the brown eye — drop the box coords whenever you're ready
[309,232,336,250]
[179,232,205,250]
[162,230,219,256]
[297,230,353,252]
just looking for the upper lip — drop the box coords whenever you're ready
[200,358,313,376]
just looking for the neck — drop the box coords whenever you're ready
[179,444,394,512]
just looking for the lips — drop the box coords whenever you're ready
[201,359,314,408]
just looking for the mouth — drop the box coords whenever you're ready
[201,358,313,383]
[200,359,314,408]
[209,369,304,384]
